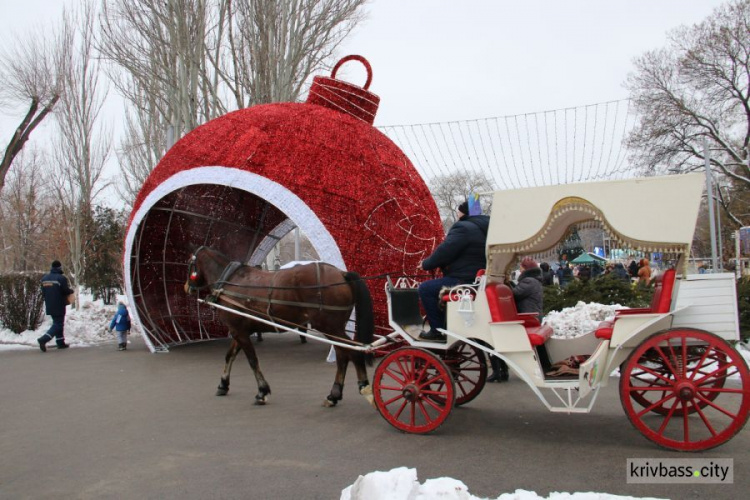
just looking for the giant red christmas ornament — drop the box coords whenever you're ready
[125,56,443,351]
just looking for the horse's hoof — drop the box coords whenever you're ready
[359,385,375,407]
[254,394,268,405]
[323,398,338,408]
[216,387,228,396]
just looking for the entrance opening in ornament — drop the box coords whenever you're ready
[125,167,344,352]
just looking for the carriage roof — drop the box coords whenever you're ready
[485,173,705,277]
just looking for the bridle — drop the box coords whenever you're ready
[186,247,214,292]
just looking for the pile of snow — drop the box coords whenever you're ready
[0,294,135,351]
[341,467,665,500]
[544,301,621,339]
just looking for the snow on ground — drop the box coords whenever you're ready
[340,467,666,500]
[0,294,135,351]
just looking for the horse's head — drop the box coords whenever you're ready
[184,246,233,294]
[184,247,211,294]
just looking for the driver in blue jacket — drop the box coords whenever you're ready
[419,200,489,342]
[37,260,74,352]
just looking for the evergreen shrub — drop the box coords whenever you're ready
[543,274,653,316]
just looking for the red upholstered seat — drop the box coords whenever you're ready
[485,283,552,346]
[594,268,676,340]
[594,320,614,340]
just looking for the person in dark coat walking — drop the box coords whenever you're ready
[37,260,74,352]
[418,200,489,342]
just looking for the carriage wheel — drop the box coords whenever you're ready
[620,328,750,451]
[432,341,487,406]
[629,347,727,415]
[373,347,455,434]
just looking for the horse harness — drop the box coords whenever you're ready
[206,261,354,315]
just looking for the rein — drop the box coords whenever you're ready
[187,247,432,304]
[215,293,366,348]
[217,271,434,290]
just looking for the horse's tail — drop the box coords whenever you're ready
[344,271,374,366]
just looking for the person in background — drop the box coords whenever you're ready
[628,259,639,279]
[612,262,631,283]
[638,258,652,286]
[37,260,74,352]
[591,261,603,278]
[577,264,591,281]
[558,262,574,288]
[109,299,132,351]
[419,199,489,342]
[539,262,554,286]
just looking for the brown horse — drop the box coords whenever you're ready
[184,246,374,407]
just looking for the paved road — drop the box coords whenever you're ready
[1,335,748,499]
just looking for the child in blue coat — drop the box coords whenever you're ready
[109,300,132,351]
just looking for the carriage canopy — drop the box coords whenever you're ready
[486,173,706,278]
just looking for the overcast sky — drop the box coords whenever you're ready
[1,0,728,126]
[0,0,729,196]
[336,0,726,125]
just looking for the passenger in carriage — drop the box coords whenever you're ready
[418,200,489,343]
[508,257,543,316]
[486,256,546,383]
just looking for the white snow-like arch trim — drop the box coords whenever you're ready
[124,166,345,352]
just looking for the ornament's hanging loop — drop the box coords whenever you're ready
[331,55,373,90]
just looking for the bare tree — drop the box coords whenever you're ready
[99,0,368,207]
[0,150,54,272]
[0,26,64,192]
[116,100,167,206]
[626,0,750,225]
[52,3,111,307]
[221,0,368,107]
[99,0,218,141]
[429,171,495,231]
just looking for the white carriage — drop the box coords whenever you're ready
[372,173,750,451]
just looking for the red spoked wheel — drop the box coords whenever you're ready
[629,347,727,415]
[435,341,487,406]
[373,347,455,433]
[620,328,750,451]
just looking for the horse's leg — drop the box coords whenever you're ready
[216,340,242,396]
[235,333,271,405]
[323,346,349,407]
[351,351,375,407]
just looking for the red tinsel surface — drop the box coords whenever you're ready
[128,85,442,346]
